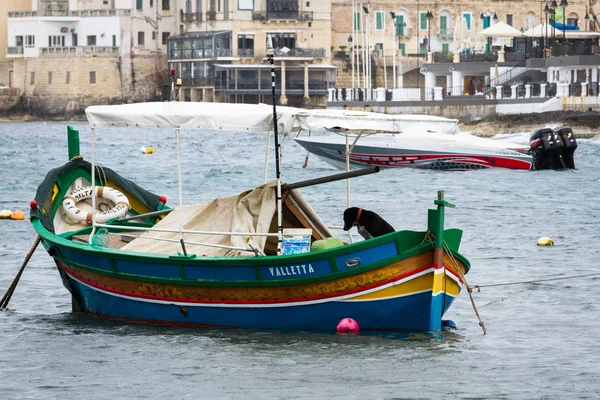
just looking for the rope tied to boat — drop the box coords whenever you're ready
[472,273,600,290]
[424,232,487,335]
[442,240,487,335]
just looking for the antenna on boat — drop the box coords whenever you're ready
[267,34,283,255]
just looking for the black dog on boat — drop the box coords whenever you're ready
[343,207,395,239]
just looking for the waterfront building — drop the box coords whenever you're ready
[4,0,179,115]
[0,0,31,89]
[330,0,594,103]
[167,0,335,106]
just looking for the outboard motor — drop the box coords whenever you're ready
[529,128,565,170]
[556,127,577,169]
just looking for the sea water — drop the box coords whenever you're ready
[1,121,600,399]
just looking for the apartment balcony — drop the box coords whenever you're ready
[169,48,232,60]
[298,11,313,21]
[183,12,202,23]
[237,48,254,57]
[271,47,326,58]
[39,0,69,16]
[252,10,312,21]
[252,11,266,20]
[7,46,24,58]
[39,46,119,56]
[9,9,131,18]
[438,29,453,40]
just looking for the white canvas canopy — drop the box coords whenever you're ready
[480,22,523,38]
[522,23,564,38]
[85,102,459,135]
[85,102,302,132]
[292,109,459,135]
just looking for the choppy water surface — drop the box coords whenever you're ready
[1,121,600,399]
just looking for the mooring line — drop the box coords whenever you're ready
[472,272,600,291]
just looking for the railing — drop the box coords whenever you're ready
[298,11,313,21]
[252,11,266,20]
[183,12,202,22]
[70,9,131,17]
[7,46,24,55]
[221,79,328,91]
[460,53,498,62]
[237,48,254,57]
[170,48,231,59]
[271,48,326,57]
[10,9,131,18]
[39,46,119,55]
[444,85,491,98]
[207,10,216,21]
[438,29,453,39]
[489,66,527,87]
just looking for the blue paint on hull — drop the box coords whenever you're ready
[65,272,456,331]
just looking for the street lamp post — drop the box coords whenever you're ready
[390,11,397,89]
[426,10,433,55]
[544,4,550,58]
[560,0,568,56]
[348,34,354,92]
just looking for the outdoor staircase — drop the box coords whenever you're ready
[484,66,528,97]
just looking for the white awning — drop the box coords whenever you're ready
[85,102,301,131]
[564,30,600,39]
[522,23,564,38]
[480,22,523,38]
[85,102,458,134]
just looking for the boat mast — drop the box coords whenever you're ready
[267,34,283,255]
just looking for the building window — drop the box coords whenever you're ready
[48,35,65,47]
[112,35,116,46]
[268,32,296,50]
[420,12,428,30]
[87,35,97,46]
[138,32,145,45]
[25,35,35,47]
[375,11,384,31]
[442,43,449,54]
[15,36,23,47]
[462,12,471,30]
[66,71,70,84]
[162,0,169,10]
[30,72,35,85]
[237,34,254,56]
[238,0,253,10]
[399,43,405,56]
[136,0,143,9]
[48,71,52,84]
[90,71,96,84]
[354,12,360,30]
[506,14,513,26]
[567,18,578,27]
[395,15,404,36]
[152,31,157,40]
[103,0,108,4]
[196,0,202,13]
[150,0,154,6]
[162,32,170,45]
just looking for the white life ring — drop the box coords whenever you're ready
[62,186,130,224]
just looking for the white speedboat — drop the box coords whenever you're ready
[295,131,534,171]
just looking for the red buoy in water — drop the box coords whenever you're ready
[336,318,360,335]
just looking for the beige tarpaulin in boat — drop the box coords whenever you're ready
[121,182,333,257]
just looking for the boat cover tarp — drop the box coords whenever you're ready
[31,159,162,234]
[121,182,333,257]
[85,103,459,135]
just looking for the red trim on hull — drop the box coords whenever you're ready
[58,261,436,305]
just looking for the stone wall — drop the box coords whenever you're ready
[9,53,167,117]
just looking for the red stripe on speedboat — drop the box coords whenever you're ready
[57,262,437,305]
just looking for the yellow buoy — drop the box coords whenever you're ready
[0,209,13,219]
[11,210,25,220]
[537,237,554,246]
[145,146,154,154]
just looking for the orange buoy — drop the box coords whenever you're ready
[11,210,25,220]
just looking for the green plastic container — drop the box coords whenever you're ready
[311,237,344,252]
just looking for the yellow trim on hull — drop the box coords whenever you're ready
[347,270,461,301]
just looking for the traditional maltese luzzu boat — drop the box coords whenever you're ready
[30,102,470,331]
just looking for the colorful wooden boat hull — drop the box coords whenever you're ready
[38,230,468,331]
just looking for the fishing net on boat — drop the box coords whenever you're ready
[91,228,110,247]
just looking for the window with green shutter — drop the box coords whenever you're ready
[376,11,384,30]
[420,12,427,30]
[396,15,404,36]
[463,13,471,30]
[442,43,449,54]
[354,12,360,30]
[440,15,447,35]
[399,43,405,56]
